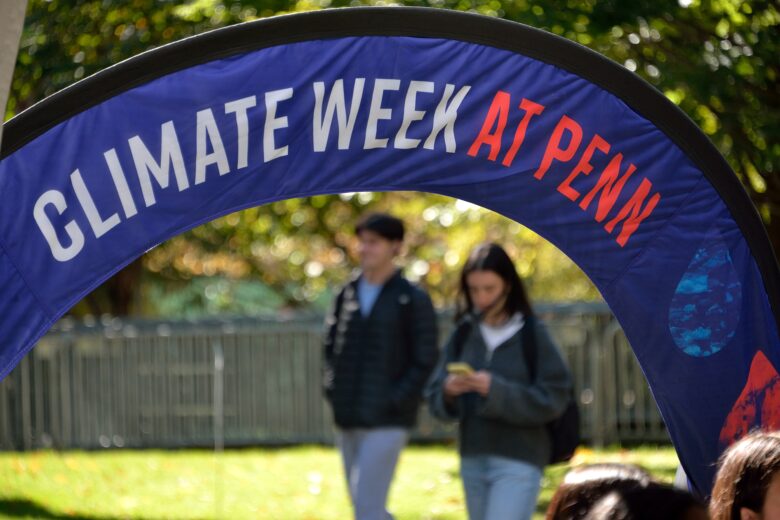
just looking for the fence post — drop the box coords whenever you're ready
[213,340,224,519]
[589,316,605,448]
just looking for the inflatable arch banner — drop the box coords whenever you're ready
[1,7,778,494]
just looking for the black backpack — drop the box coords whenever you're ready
[452,315,580,465]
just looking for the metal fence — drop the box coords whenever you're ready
[0,305,669,451]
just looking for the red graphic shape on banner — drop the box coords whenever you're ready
[720,351,780,447]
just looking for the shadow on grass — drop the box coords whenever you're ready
[0,498,206,520]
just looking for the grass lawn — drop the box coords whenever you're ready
[0,444,678,519]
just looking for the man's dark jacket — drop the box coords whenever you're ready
[323,270,438,429]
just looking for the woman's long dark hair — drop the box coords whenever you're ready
[455,242,534,322]
[710,430,780,520]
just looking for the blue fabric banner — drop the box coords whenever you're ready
[1,9,777,494]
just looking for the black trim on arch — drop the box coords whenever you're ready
[2,6,778,330]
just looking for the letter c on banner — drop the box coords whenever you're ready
[33,190,85,262]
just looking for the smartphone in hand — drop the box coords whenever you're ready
[446,362,474,376]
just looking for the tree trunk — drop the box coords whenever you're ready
[0,0,27,146]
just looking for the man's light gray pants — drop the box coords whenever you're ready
[336,427,409,520]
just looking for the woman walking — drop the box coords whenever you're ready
[426,242,573,520]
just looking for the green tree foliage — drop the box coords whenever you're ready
[136,191,601,313]
[6,0,777,315]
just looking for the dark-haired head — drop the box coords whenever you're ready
[709,430,780,520]
[355,212,404,242]
[456,242,533,323]
[546,463,654,520]
[585,482,708,520]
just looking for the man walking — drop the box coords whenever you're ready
[323,212,439,520]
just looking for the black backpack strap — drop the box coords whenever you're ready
[334,285,346,320]
[398,278,415,353]
[452,316,474,360]
[521,314,538,382]
[325,285,347,352]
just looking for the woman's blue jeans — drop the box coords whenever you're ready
[460,455,543,520]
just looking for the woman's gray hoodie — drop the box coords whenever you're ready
[425,315,572,468]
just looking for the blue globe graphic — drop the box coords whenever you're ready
[668,238,742,357]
